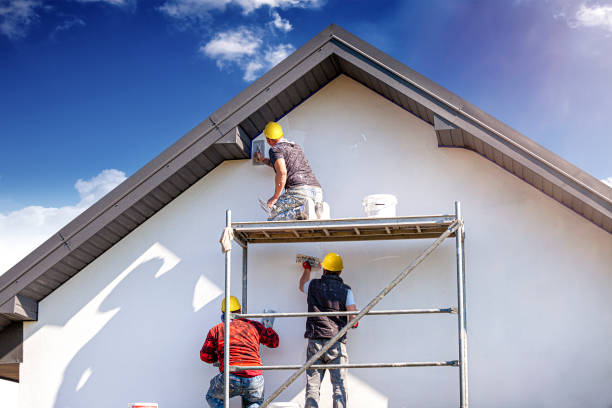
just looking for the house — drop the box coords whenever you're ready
[1,24,610,407]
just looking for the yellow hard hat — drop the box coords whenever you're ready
[221,296,241,312]
[321,252,343,272]
[264,121,283,140]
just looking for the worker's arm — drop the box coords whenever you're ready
[200,330,219,364]
[254,151,271,166]
[346,288,358,328]
[253,320,280,348]
[299,261,312,292]
[347,304,358,328]
[267,158,287,208]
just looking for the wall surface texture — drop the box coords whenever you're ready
[20,76,612,407]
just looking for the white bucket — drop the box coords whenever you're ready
[362,194,398,218]
[128,404,158,408]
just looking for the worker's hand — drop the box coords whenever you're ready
[267,197,278,208]
[254,151,264,162]
[213,361,219,367]
[352,321,359,329]
[302,261,311,270]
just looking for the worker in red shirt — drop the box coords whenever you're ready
[200,296,279,408]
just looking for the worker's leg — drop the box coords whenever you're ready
[329,342,348,408]
[305,339,327,408]
[239,375,265,408]
[268,186,322,221]
[206,373,240,408]
[268,189,303,221]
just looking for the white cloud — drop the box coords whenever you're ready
[270,9,292,32]
[601,177,612,188]
[200,27,292,80]
[264,42,294,65]
[74,0,132,6]
[51,16,86,39]
[0,0,41,39]
[159,0,321,19]
[235,0,322,13]
[201,27,262,67]
[243,59,264,81]
[159,0,229,18]
[572,4,612,31]
[0,169,126,275]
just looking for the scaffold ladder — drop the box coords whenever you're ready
[221,201,468,407]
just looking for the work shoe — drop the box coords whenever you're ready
[300,198,316,220]
[316,202,331,220]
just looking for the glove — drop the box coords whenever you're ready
[352,321,359,329]
[302,261,311,270]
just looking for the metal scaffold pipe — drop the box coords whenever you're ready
[455,201,469,407]
[223,209,231,408]
[231,361,459,371]
[233,308,457,318]
[258,218,460,408]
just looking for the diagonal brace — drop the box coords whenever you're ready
[258,219,461,407]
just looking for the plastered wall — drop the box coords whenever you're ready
[20,75,612,407]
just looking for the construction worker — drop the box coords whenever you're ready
[254,121,323,221]
[299,253,357,408]
[200,296,279,408]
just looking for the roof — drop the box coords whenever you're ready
[1,25,611,371]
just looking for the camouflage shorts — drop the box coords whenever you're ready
[268,185,323,221]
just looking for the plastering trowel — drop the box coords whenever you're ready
[296,254,321,269]
[261,309,276,329]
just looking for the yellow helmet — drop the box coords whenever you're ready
[264,121,283,140]
[221,296,241,313]
[321,252,343,272]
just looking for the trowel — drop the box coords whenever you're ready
[296,254,321,269]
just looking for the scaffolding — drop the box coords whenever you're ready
[220,202,468,407]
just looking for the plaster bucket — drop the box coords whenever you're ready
[128,404,158,408]
[362,194,398,218]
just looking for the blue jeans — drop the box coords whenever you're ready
[206,373,265,408]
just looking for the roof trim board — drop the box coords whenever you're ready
[1,24,610,342]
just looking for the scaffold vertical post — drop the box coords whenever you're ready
[224,209,231,408]
[455,201,468,407]
[242,245,248,314]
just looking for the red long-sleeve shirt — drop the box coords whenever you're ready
[200,318,279,377]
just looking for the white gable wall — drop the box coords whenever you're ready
[20,75,612,407]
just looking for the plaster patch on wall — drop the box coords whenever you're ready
[368,255,400,263]
[348,133,368,151]
[75,367,92,391]
[192,275,223,312]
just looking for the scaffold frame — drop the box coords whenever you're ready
[221,202,468,407]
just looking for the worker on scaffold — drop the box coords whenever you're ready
[200,296,279,408]
[254,121,324,221]
[299,253,358,408]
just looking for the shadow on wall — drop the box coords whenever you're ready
[50,254,215,407]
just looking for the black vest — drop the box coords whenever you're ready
[305,274,351,343]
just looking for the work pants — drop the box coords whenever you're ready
[304,339,348,408]
[206,373,264,408]
[268,185,323,221]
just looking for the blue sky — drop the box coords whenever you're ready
[0,0,611,272]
